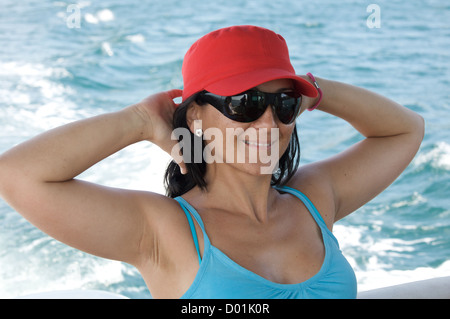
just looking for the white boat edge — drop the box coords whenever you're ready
[357,276,450,299]
[14,276,450,299]
[16,289,129,299]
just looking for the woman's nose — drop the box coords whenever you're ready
[253,104,278,127]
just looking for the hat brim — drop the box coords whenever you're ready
[203,68,318,98]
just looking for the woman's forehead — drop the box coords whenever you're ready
[255,79,295,92]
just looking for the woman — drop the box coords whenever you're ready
[0,25,424,298]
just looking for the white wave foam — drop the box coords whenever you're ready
[84,9,115,24]
[101,42,114,56]
[97,9,115,22]
[84,13,99,24]
[414,141,450,170]
[126,34,146,43]
[0,61,89,138]
[78,142,170,194]
[391,192,427,208]
[333,224,449,292]
[0,255,127,298]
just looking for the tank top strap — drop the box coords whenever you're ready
[174,196,211,261]
[274,185,329,230]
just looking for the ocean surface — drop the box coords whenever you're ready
[0,0,449,298]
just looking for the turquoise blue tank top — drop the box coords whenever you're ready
[174,185,357,299]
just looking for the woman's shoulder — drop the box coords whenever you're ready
[134,189,202,263]
[135,190,189,222]
[132,190,202,297]
[285,164,337,229]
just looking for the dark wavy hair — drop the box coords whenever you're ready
[163,93,301,198]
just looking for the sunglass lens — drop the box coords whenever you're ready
[224,93,265,122]
[202,91,301,124]
[275,94,301,124]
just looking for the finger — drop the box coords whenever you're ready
[166,89,183,108]
[166,89,183,100]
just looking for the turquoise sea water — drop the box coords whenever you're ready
[0,0,449,298]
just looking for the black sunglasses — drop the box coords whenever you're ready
[198,90,302,124]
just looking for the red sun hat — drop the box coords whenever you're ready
[181,25,318,101]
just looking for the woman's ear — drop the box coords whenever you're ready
[186,102,202,134]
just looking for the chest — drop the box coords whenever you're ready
[199,203,325,285]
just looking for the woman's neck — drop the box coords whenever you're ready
[190,163,278,223]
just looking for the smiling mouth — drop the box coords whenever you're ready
[243,140,277,148]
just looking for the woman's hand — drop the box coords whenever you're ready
[132,89,187,174]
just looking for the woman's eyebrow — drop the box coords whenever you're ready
[250,87,294,93]
[276,87,295,93]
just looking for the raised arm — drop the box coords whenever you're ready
[0,90,183,266]
[293,77,425,224]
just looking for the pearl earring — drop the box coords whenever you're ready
[194,120,203,137]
